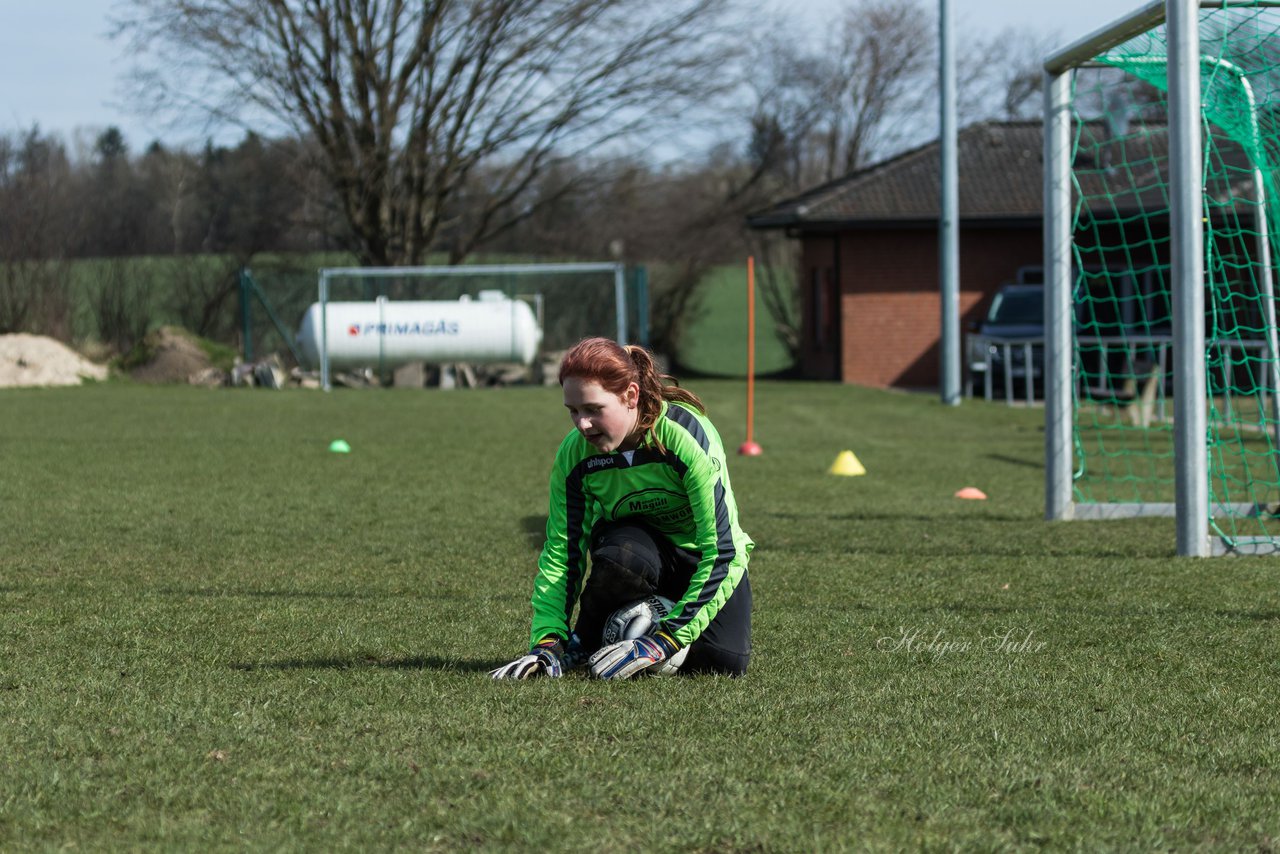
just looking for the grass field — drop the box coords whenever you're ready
[3,381,1279,851]
[675,264,795,378]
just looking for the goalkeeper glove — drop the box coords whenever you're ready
[588,630,680,680]
[490,637,565,680]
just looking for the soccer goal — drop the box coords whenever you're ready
[1044,0,1280,556]
[306,262,646,391]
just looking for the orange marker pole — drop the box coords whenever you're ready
[739,256,763,456]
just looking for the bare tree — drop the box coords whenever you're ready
[821,0,939,179]
[0,129,76,339]
[727,7,1055,360]
[959,28,1059,122]
[114,0,739,266]
[703,3,938,360]
[742,2,1046,186]
[732,0,940,188]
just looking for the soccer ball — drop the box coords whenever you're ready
[601,595,689,675]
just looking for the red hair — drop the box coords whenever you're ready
[558,337,705,441]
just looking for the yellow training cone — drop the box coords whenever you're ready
[829,450,866,477]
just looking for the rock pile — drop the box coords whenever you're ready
[0,334,109,388]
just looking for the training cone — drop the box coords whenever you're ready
[738,440,763,456]
[329,439,352,454]
[954,486,987,500]
[828,450,866,477]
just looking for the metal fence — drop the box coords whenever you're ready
[968,333,1277,418]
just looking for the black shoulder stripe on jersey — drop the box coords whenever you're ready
[664,480,736,633]
[562,466,588,627]
[665,403,710,453]
[634,447,687,476]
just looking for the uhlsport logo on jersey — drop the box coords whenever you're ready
[347,320,460,336]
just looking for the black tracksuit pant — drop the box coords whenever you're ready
[573,520,751,676]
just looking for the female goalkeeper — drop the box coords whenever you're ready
[491,337,753,680]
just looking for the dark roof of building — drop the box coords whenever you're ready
[747,119,1258,230]
[747,121,1045,229]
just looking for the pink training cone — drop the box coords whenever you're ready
[954,486,987,500]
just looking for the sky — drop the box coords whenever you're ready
[0,0,1135,153]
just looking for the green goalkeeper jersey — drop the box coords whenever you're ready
[530,400,754,649]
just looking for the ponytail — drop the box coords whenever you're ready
[624,345,705,438]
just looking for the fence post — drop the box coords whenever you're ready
[239,268,253,363]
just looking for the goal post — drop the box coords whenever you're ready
[311,262,638,391]
[1044,0,1280,556]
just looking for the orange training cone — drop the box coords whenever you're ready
[829,450,866,477]
[954,486,987,500]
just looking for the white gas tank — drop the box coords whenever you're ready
[297,294,541,369]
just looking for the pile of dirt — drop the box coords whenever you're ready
[127,326,220,384]
[0,334,109,388]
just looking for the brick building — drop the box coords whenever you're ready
[747,120,1046,387]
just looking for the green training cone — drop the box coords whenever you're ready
[329,439,351,454]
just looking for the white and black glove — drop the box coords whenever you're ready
[588,630,680,680]
[490,638,566,680]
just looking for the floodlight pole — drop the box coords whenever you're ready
[1168,0,1209,556]
[613,262,628,345]
[939,0,961,406]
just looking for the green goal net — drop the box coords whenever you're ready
[1063,2,1280,552]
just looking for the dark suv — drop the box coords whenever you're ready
[969,283,1044,399]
